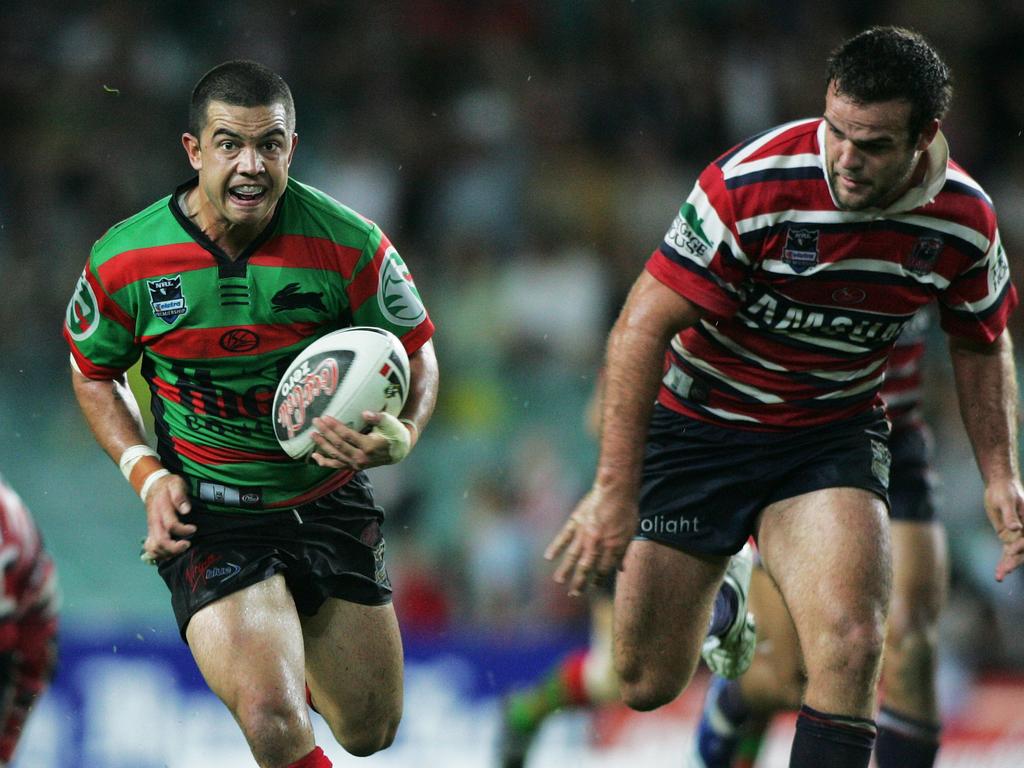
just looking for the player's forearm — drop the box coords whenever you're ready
[950,331,1020,484]
[399,340,439,440]
[71,369,165,495]
[594,273,702,495]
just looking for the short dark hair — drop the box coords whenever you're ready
[188,60,295,137]
[826,26,952,140]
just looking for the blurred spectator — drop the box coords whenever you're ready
[1,1,1022,679]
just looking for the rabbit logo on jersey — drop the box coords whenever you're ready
[378,246,426,326]
[66,270,100,342]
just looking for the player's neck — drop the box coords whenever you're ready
[878,151,929,210]
[184,187,273,261]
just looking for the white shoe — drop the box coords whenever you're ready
[701,542,756,679]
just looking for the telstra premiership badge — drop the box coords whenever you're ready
[148,275,188,324]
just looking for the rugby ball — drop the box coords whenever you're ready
[273,327,410,459]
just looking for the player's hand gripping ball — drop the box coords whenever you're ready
[273,327,410,459]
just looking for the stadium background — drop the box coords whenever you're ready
[2,1,1023,765]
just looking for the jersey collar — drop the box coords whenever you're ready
[168,177,285,276]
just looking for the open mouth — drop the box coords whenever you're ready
[229,185,268,205]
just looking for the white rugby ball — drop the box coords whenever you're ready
[273,327,410,459]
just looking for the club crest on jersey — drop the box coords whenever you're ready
[66,269,101,341]
[148,275,188,324]
[271,282,327,312]
[906,236,943,276]
[378,245,426,326]
[782,227,819,273]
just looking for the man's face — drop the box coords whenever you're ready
[182,100,297,230]
[823,82,935,211]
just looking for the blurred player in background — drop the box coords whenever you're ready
[0,474,59,768]
[693,314,948,768]
[546,26,1021,768]
[498,374,756,768]
[63,61,438,768]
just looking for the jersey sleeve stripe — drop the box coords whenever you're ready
[646,252,739,317]
[64,336,126,379]
[397,319,436,356]
[944,179,994,205]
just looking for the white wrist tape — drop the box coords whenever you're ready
[139,469,171,503]
[119,444,159,481]
[372,413,413,463]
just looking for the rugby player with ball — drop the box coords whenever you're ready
[63,61,437,768]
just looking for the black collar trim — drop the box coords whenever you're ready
[168,177,285,278]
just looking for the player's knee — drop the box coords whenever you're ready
[808,614,886,684]
[235,697,311,765]
[619,677,682,711]
[617,659,687,711]
[330,714,400,757]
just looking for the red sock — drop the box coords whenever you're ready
[285,746,332,767]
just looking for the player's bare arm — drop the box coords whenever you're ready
[949,331,1024,580]
[311,340,439,470]
[71,369,195,561]
[547,272,703,595]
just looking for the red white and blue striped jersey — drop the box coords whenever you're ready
[880,312,928,429]
[0,476,58,626]
[647,119,1016,430]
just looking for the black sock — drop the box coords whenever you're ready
[875,707,940,768]
[790,705,876,768]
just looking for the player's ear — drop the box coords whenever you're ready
[286,132,298,167]
[914,119,940,152]
[182,132,202,171]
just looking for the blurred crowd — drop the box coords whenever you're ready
[2,0,1024,683]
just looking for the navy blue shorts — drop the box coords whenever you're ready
[637,405,892,556]
[158,472,392,642]
[888,421,937,523]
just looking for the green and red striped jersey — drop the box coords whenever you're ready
[64,177,434,513]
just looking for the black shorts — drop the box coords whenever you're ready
[158,472,392,642]
[888,421,937,523]
[637,405,892,556]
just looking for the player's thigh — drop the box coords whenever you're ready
[740,566,804,712]
[758,487,891,672]
[614,540,727,678]
[301,597,403,723]
[187,573,308,712]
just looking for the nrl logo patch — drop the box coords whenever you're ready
[781,227,819,273]
[906,236,943,276]
[148,275,188,324]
